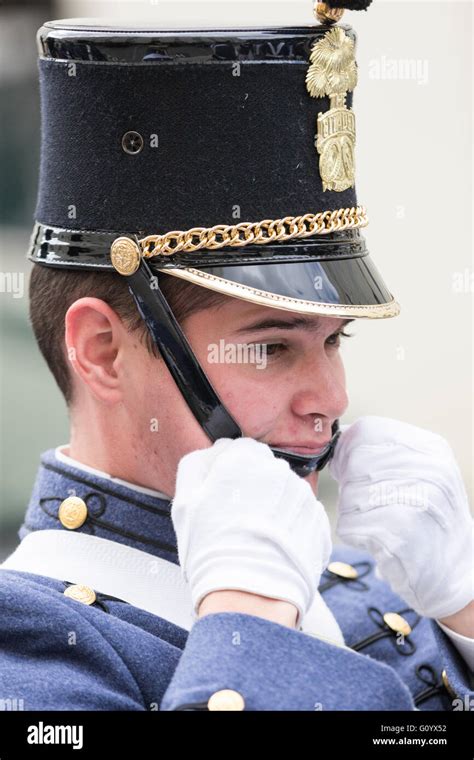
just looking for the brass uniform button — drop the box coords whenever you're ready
[207,689,245,711]
[327,561,359,580]
[64,584,97,606]
[383,612,412,637]
[441,669,457,700]
[58,496,88,530]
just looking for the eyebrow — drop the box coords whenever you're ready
[233,316,355,335]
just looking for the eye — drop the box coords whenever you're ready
[326,329,354,347]
[264,343,287,357]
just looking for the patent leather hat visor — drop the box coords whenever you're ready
[154,254,399,319]
[28,221,399,319]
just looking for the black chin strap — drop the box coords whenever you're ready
[271,423,340,476]
[126,259,339,477]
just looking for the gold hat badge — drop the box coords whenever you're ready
[306,26,358,192]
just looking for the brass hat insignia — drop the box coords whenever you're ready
[306,27,357,192]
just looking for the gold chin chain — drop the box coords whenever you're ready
[109,205,368,276]
[142,205,367,257]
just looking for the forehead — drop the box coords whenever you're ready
[217,301,352,333]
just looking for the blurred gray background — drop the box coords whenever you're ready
[1,0,472,559]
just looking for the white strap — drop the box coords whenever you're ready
[1,530,346,646]
[1,531,196,630]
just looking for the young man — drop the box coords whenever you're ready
[0,4,472,711]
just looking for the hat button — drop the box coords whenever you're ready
[58,496,88,530]
[327,561,359,580]
[63,584,97,606]
[207,689,245,711]
[121,130,144,155]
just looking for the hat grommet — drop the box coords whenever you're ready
[121,130,144,155]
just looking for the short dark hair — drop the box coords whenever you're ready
[29,265,229,406]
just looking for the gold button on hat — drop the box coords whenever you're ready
[207,689,245,711]
[58,496,88,530]
[327,561,359,580]
[383,612,412,637]
[63,584,97,606]
[110,236,141,276]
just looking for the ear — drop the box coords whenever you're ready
[65,297,125,404]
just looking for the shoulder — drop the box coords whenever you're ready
[0,569,183,710]
[0,568,71,620]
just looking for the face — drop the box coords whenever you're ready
[66,295,351,499]
[181,301,351,495]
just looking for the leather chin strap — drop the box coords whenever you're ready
[126,259,339,477]
[271,423,340,476]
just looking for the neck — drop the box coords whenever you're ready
[68,408,175,498]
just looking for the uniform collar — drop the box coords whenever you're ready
[18,445,179,564]
[54,444,172,500]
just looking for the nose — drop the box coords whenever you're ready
[289,352,348,424]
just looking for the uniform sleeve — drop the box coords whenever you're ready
[0,610,145,710]
[160,611,416,711]
[430,620,474,709]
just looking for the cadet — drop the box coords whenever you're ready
[1,0,473,712]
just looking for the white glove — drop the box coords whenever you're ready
[171,437,333,628]
[329,416,474,620]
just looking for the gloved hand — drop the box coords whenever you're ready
[329,416,474,619]
[171,437,333,628]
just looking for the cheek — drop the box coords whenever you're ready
[205,363,287,435]
[333,352,346,382]
[135,355,180,430]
